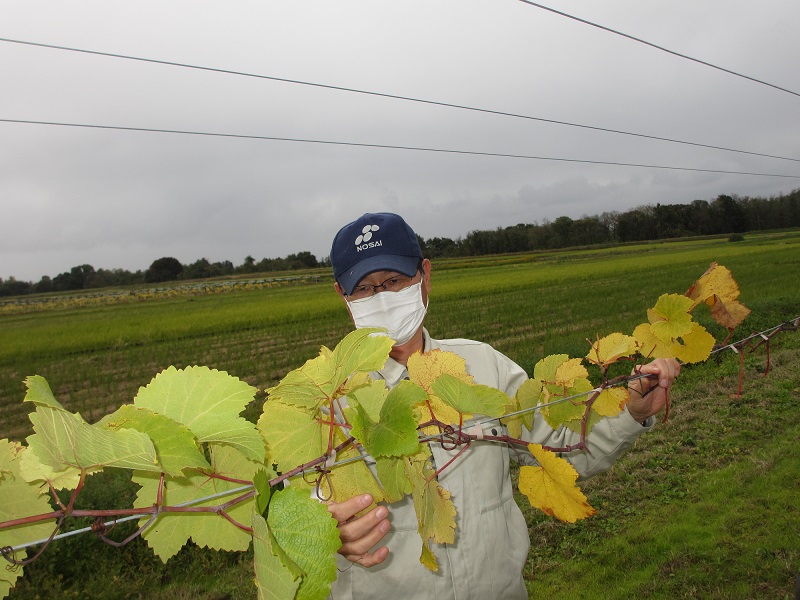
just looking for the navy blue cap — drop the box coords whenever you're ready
[330,212,423,295]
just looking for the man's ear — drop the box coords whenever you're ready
[421,258,432,293]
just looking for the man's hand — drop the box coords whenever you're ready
[328,494,390,567]
[626,358,681,423]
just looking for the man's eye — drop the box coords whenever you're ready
[386,277,402,286]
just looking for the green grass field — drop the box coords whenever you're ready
[1,231,799,599]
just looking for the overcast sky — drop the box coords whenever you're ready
[2,0,799,282]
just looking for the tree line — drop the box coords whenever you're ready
[1,190,798,297]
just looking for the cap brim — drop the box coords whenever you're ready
[338,255,420,296]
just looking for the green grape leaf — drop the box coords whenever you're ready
[17,445,82,490]
[258,400,326,476]
[267,486,341,600]
[23,376,160,474]
[267,351,336,410]
[407,349,476,433]
[347,379,387,423]
[253,468,273,516]
[514,378,544,430]
[375,455,414,503]
[318,428,387,512]
[134,366,265,463]
[133,444,259,562]
[252,511,303,600]
[532,354,570,382]
[349,381,424,458]
[431,373,508,417]
[541,378,595,431]
[647,293,695,342]
[0,440,59,597]
[331,328,395,386]
[98,405,210,477]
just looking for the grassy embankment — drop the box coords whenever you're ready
[1,230,798,598]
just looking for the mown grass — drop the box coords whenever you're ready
[1,230,799,598]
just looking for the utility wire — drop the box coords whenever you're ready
[0,37,798,164]
[2,118,799,179]
[518,0,800,99]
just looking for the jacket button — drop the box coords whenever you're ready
[491,428,498,436]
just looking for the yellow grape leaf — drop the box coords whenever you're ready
[592,387,629,418]
[673,322,717,364]
[402,450,456,571]
[646,293,695,342]
[586,332,638,368]
[266,351,336,410]
[633,321,715,364]
[420,543,438,571]
[685,262,751,330]
[553,358,589,388]
[407,349,475,433]
[518,443,595,523]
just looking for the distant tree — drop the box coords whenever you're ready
[0,277,32,297]
[33,276,54,294]
[145,257,183,283]
[286,251,318,270]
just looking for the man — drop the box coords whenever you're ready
[326,212,679,599]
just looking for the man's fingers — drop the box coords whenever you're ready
[328,494,374,524]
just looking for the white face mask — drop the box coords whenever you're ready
[346,281,428,346]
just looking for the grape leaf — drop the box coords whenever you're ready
[514,378,544,430]
[431,373,508,417]
[252,511,303,600]
[317,427,387,511]
[541,378,595,431]
[349,380,426,457]
[134,366,265,463]
[331,327,395,387]
[375,456,413,502]
[0,440,59,598]
[266,351,336,410]
[23,376,160,474]
[518,443,595,523]
[633,321,715,364]
[98,405,210,477]
[646,293,695,342]
[586,332,638,368]
[532,353,570,382]
[258,400,326,477]
[405,453,456,571]
[686,262,751,330]
[407,349,475,433]
[553,358,589,389]
[267,486,341,600]
[592,387,629,418]
[133,444,258,562]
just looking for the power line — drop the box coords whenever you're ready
[0,37,798,164]
[2,118,798,179]
[517,0,800,99]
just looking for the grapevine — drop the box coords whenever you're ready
[0,262,766,599]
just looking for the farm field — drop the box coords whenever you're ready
[1,230,799,599]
